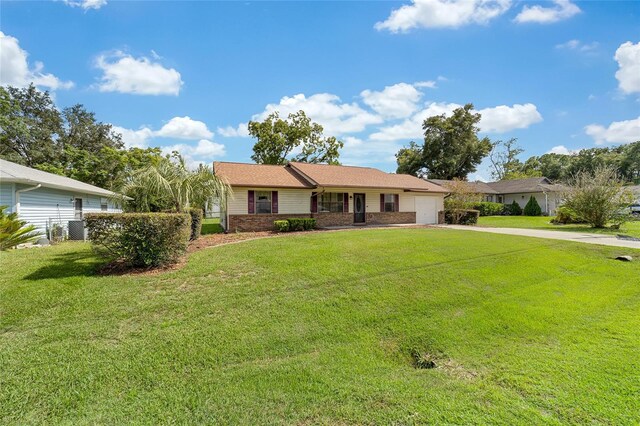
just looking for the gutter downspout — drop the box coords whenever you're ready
[15,184,41,215]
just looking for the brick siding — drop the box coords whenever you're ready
[366,211,416,225]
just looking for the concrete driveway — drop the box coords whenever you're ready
[440,225,640,249]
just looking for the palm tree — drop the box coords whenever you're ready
[119,155,231,213]
[0,206,42,250]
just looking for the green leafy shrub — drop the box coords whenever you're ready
[468,202,503,216]
[273,220,290,232]
[551,206,585,224]
[444,209,479,225]
[504,200,523,216]
[0,206,42,250]
[523,196,542,216]
[188,208,203,240]
[273,218,316,232]
[85,213,191,268]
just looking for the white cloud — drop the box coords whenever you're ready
[548,145,580,155]
[515,0,581,24]
[162,139,226,169]
[556,39,599,52]
[217,123,250,138]
[414,80,437,88]
[95,51,183,95]
[614,41,640,94]
[340,136,400,167]
[112,125,154,149]
[155,116,213,140]
[360,83,423,119]
[370,102,542,141]
[255,93,383,135]
[0,31,73,90]
[375,0,512,32]
[63,0,107,10]
[370,102,460,141]
[585,116,640,145]
[477,103,543,133]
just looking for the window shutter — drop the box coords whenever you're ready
[380,194,385,212]
[311,192,317,213]
[272,191,278,214]
[394,194,399,212]
[343,193,349,213]
[248,190,255,214]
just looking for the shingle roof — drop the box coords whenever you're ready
[486,177,561,194]
[0,158,120,197]
[213,161,449,192]
[427,179,498,194]
[288,162,448,192]
[213,162,314,188]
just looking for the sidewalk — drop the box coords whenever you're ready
[439,225,640,249]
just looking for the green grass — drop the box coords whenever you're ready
[201,217,223,234]
[478,215,640,238]
[1,229,639,424]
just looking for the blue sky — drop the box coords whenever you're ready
[1,0,639,179]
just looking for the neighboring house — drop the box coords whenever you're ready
[428,177,565,215]
[214,161,448,232]
[0,159,122,237]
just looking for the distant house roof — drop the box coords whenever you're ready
[0,158,120,197]
[213,162,314,189]
[213,161,449,193]
[427,179,498,194]
[486,177,564,194]
[287,162,448,192]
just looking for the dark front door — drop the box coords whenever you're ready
[353,193,365,223]
[74,198,83,220]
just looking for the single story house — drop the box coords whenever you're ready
[214,161,448,232]
[0,158,122,237]
[428,176,564,215]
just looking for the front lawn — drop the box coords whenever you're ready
[478,215,640,238]
[1,229,639,424]
[201,217,223,234]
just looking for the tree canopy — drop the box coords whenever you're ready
[395,104,492,180]
[0,84,165,190]
[248,110,343,165]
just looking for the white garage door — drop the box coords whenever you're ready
[415,196,437,224]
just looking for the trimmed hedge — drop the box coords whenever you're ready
[273,218,316,232]
[444,209,479,225]
[523,196,542,216]
[85,213,191,268]
[468,202,504,216]
[189,208,203,240]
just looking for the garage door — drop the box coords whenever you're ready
[414,196,437,224]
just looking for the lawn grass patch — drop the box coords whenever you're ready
[1,230,639,424]
[478,215,640,238]
[201,217,223,235]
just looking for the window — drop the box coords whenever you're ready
[383,194,395,212]
[497,195,504,203]
[100,198,108,212]
[255,191,272,214]
[318,193,344,213]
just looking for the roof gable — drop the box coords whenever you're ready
[213,162,313,189]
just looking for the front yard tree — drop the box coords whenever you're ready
[562,166,634,228]
[248,110,344,165]
[395,104,492,180]
[489,138,538,180]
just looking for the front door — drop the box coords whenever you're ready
[353,193,365,223]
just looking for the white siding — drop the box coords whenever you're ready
[15,185,121,233]
[227,187,313,215]
[0,183,15,213]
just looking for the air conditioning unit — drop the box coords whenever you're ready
[68,220,87,241]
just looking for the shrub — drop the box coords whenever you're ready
[85,213,191,268]
[0,205,42,250]
[551,206,585,224]
[273,220,290,232]
[188,208,203,240]
[444,209,479,225]
[273,218,316,232]
[563,166,634,228]
[523,196,542,216]
[468,201,503,216]
[504,200,522,216]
